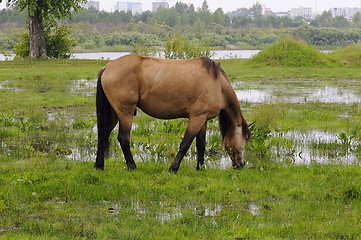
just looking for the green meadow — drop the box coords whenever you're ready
[0,55,361,239]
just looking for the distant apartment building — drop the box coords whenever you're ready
[291,7,312,19]
[117,2,142,15]
[330,7,361,19]
[152,2,169,12]
[81,1,100,10]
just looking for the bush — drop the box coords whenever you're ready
[131,39,158,57]
[13,31,30,58]
[13,23,76,59]
[248,36,334,66]
[46,24,77,59]
[164,31,213,59]
[332,43,361,66]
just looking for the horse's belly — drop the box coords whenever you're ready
[137,100,189,119]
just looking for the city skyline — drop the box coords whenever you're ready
[1,0,361,13]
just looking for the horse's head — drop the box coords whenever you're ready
[224,121,255,168]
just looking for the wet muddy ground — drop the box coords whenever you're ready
[1,77,360,168]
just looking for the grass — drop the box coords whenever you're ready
[1,157,361,239]
[0,58,361,239]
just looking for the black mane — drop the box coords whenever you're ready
[219,109,251,141]
[201,57,222,79]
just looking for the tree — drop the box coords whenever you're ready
[250,3,263,17]
[353,12,361,28]
[198,0,212,25]
[175,1,188,14]
[213,8,227,26]
[0,0,86,58]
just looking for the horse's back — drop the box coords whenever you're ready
[101,55,226,120]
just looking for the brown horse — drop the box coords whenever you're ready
[95,55,254,173]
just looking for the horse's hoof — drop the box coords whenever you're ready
[127,162,137,170]
[94,164,104,170]
[196,164,205,171]
[232,162,245,169]
[169,164,178,174]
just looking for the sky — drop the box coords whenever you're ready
[1,0,361,14]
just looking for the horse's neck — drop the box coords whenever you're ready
[222,85,242,128]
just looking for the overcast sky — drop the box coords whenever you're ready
[1,0,361,13]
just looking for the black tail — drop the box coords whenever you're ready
[95,67,112,170]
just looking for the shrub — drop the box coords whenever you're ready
[131,39,158,57]
[164,31,213,59]
[13,31,30,58]
[13,23,76,59]
[46,24,77,59]
[248,36,334,66]
[332,43,361,66]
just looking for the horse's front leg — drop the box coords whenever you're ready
[196,123,207,170]
[169,116,207,173]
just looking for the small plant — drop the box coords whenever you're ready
[0,111,33,132]
[337,132,355,152]
[0,111,16,127]
[164,31,214,59]
[337,132,354,145]
[20,140,35,157]
[249,126,272,159]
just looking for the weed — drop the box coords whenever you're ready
[0,111,16,127]
[337,131,355,147]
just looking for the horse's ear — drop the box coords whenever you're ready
[247,121,256,127]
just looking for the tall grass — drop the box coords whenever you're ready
[332,43,361,66]
[248,36,335,67]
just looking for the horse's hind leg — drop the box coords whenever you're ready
[196,123,207,170]
[117,113,137,170]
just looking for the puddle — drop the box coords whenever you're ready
[272,130,360,165]
[235,89,273,103]
[308,87,361,104]
[60,129,360,167]
[0,80,22,91]
[105,201,263,224]
[248,202,261,216]
[70,79,97,96]
[234,82,361,104]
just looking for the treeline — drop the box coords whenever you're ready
[69,2,361,29]
[2,1,361,52]
[3,1,361,30]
